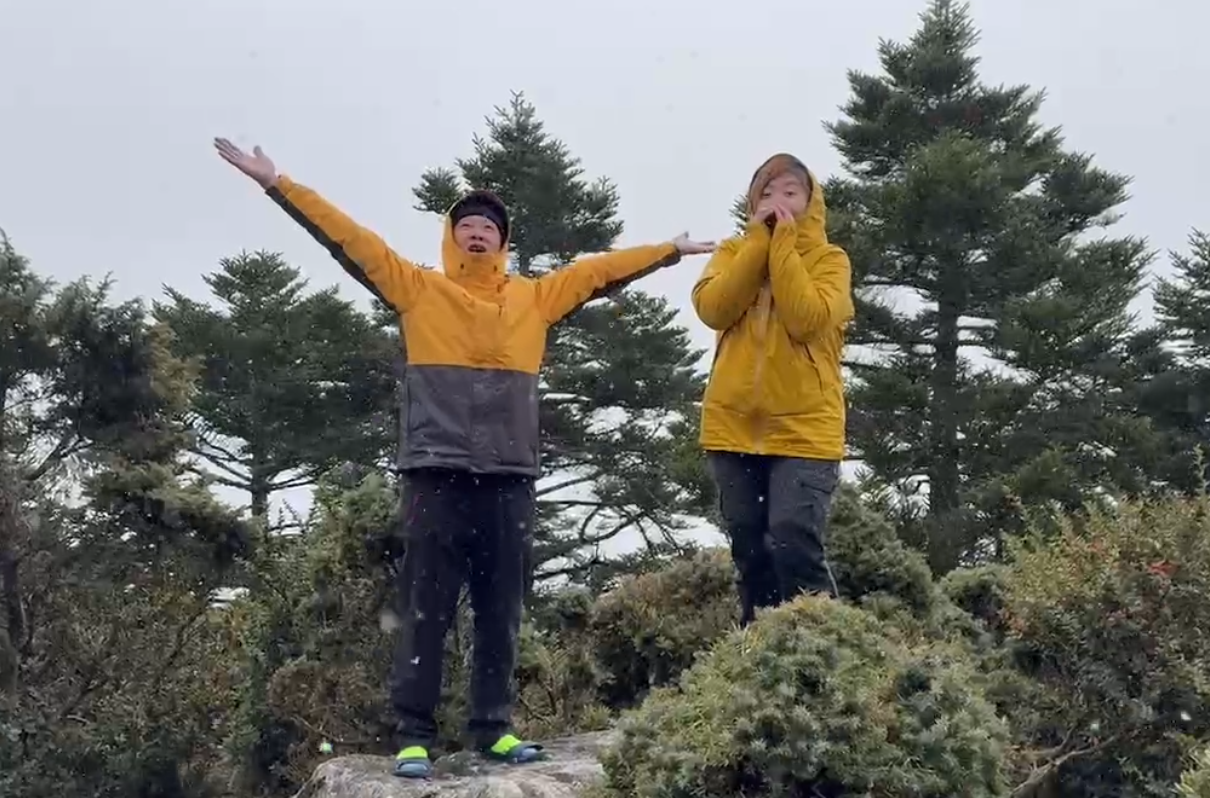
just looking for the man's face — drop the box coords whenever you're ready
[756,173,810,218]
[453,216,503,253]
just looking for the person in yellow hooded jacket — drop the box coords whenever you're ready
[213,138,715,777]
[692,153,854,626]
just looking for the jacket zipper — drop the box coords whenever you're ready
[750,283,772,454]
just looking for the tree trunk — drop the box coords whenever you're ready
[0,465,26,697]
[927,292,963,572]
[0,370,8,452]
[249,462,270,521]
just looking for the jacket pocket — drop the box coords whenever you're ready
[801,341,827,397]
[478,370,540,471]
[403,366,473,464]
[763,334,826,417]
[703,329,756,414]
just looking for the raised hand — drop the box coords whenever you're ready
[771,204,796,227]
[213,137,278,189]
[672,232,716,255]
[751,204,777,225]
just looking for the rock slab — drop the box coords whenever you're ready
[293,730,617,798]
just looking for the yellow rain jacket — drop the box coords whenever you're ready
[692,155,854,461]
[267,177,681,475]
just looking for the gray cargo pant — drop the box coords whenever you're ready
[707,452,840,625]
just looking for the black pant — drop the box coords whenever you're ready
[707,452,840,625]
[389,468,534,750]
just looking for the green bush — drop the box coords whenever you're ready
[589,548,739,708]
[941,565,1010,636]
[514,619,613,740]
[1,584,241,798]
[1000,496,1210,796]
[599,594,1009,798]
[829,483,939,617]
[1179,746,1210,798]
[0,452,248,798]
[225,474,399,792]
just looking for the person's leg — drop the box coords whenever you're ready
[767,457,841,600]
[465,474,542,761]
[707,452,779,626]
[389,469,469,775]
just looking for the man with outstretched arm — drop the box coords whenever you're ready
[213,137,714,778]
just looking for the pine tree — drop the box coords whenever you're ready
[0,232,53,462]
[0,234,249,795]
[827,0,1155,569]
[1145,229,1210,488]
[412,93,708,582]
[1,230,197,480]
[155,251,398,520]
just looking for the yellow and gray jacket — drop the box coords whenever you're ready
[267,177,681,476]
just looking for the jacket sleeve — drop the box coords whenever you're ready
[267,175,429,314]
[691,226,770,331]
[768,226,855,342]
[534,243,681,324]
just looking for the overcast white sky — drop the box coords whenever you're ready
[3,0,1208,531]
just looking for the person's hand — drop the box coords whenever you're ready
[751,204,777,226]
[771,204,796,227]
[672,233,716,255]
[214,137,278,189]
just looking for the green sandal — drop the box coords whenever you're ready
[393,745,433,778]
[480,733,546,764]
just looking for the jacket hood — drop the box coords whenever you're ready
[747,153,828,252]
[442,190,511,288]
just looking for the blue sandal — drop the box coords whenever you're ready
[393,745,433,778]
[481,733,545,764]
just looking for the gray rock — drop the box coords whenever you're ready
[293,731,617,798]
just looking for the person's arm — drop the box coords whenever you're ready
[534,243,682,324]
[767,224,854,342]
[268,175,429,314]
[691,224,771,331]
